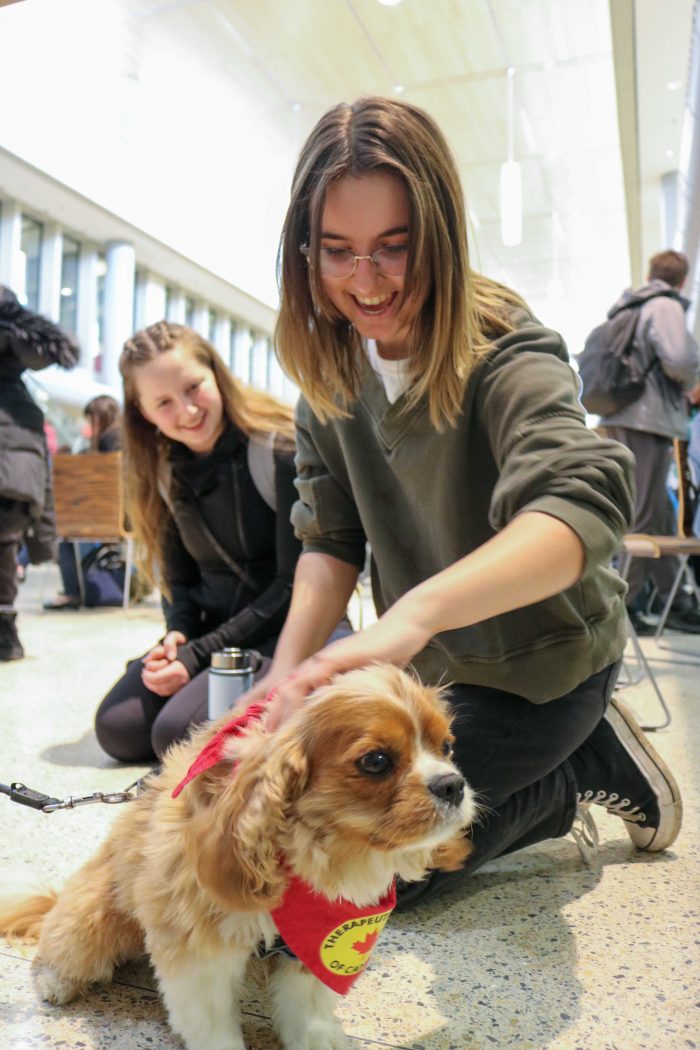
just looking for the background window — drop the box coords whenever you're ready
[59,235,80,334]
[20,215,43,310]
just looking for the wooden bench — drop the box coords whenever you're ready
[51,451,134,610]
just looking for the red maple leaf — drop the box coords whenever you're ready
[351,930,379,955]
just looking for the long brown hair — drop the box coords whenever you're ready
[275,96,528,430]
[120,321,295,591]
[84,394,121,450]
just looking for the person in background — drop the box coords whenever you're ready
[43,395,124,610]
[84,395,122,452]
[249,96,682,906]
[686,381,700,580]
[599,250,700,634]
[0,285,78,660]
[16,422,58,584]
[95,322,343,762]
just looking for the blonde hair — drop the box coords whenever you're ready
[275,96,528,430]
[120,321,295,591]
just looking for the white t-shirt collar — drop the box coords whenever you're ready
[365,340,412,404]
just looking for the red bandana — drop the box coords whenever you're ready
[271,874,396,995]
[171,698,396,994]
[171,700,269,798]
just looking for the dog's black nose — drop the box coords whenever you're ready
[429,773,465,806]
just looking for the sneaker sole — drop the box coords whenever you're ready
[605,697,682,851]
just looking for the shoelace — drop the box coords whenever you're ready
[577,789,647,823]
[570,804,600,865]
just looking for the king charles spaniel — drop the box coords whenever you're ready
[0,664,475,1050]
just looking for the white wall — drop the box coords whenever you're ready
[0,0,294,309]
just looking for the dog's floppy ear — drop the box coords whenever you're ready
[187,729,310,912]
[429,834,472,872]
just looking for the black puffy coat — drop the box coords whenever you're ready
[0,287,79,560]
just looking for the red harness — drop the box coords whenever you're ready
[172,699,397,994]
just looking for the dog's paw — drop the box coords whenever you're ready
[32,962,81,1005]
[280,1019,351,1050]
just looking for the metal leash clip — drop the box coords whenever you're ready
[42,789,140,812]
[1,776,151,814]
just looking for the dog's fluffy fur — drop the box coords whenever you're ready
[0,665,474,1050]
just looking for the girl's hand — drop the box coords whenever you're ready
[141,658,191,697]
[143,630,187,666]
[267,614,431,729]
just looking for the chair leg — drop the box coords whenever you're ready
[73,541,86,606]
[122,538,133,611]
[653,555,688,642]
[622,612,672,731]
[685,561,700,605]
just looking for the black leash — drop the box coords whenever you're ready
[0,773,156,814]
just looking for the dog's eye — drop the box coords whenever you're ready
[441,740,453,756]
[357,750,394,776]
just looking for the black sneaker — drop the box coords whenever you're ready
[650,591,700,634]
[574,696,682,851]
[626,607,659,637]
[662,606,700,634]
[0,612,24,661]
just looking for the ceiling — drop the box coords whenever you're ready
[0,0,695,352]
[115,0,695,351]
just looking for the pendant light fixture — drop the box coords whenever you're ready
[500,66,522,246]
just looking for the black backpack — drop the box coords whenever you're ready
[576,290,678,416]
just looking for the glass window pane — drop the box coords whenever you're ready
[21,215,43,310]
[185,296,195,328]
[59,235,80,335]
[96,253,106,371]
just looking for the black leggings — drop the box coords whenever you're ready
[95,620,354,763]
[397,660,621,907]
[95,639,276,763]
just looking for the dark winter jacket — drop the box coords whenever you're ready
[162,424,302,678]
[0,287,78,560]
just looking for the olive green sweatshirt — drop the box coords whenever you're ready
[291,310,635,702]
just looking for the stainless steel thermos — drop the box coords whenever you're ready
[207,647,256,719]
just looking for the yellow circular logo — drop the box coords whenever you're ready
[319,908,393,978]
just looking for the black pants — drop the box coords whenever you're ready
[0,498,32,611]
[95,619,355,763]
[604,426,678,605]
[397,661,620,907]
[94,638,277,763]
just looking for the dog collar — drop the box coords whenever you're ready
[172,697,397,994]
[171,699,269,798]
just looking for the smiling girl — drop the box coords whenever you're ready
[94,321,307,762]
[257,96,682,903]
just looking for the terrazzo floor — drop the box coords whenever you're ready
[1,564,698,1050]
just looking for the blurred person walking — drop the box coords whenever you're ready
[0,286,78,660]
[599,250,700,634]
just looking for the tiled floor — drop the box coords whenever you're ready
[1,564,698,1049]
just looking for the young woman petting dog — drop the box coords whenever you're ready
[94,322,323,762]
[251,96,683,903]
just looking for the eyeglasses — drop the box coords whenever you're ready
[300,243,408,279]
